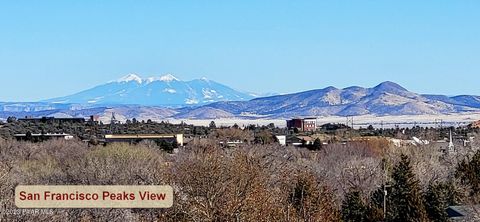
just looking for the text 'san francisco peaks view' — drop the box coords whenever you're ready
[1,1,480,221]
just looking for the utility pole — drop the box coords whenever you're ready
[109,112,118,133]
[382,146,390,219]
[381,120,384,135]
[346,116,354,140]
[346,116,354,129]
[383,159,388,219]
[351,116,354,129]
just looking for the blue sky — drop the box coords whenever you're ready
[0,1,479,101]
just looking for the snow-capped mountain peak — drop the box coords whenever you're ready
[116,74,143,84]
[159,74,179,82]
[144,74,180,83]
[145,77,158,83]
[114,73,181,84]
[44,74,255,106]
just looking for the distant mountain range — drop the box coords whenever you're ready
[201,81,480,118]
[1,78,480,120]
[43,74,255,106]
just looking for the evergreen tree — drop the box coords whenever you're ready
[301,139,307,147]
[6,116,16,123]
[25,131,33,141]
[312,138,322,150]
[367,125,375,131]
[456,150,480,195]
[293,127,299,134]
[209,121,216,129]
[388,154,426,222]
[289,171,341,221]
[424,182,449,222]
[254,130,276,145]
[341,189,367,222]
[367,188,386,222]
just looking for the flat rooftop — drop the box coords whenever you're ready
[104,134,182,139]
[14,133,72,137]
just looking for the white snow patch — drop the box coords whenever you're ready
[87,96,104,103]
[202,88,218,99]
[145,77,159,83]
[145,74,179,83]
[159,74,179,82]
[114,73,180,84]
[116,74,142,83]
[185,99,199,104]
[163,88,177,94]
[51,100,69,104]
[200,77,209,81]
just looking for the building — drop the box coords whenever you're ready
[448,130,456,154]
[288,135,315,146]
[303,118,317,131]
[287,118,317,132]
[14,133,74,142]
[275,135,286,146]
[287,118,304,131]
[220,140,243,147]
[104,134,184,146]
[18,117,85,124]
[447,205,480,221]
